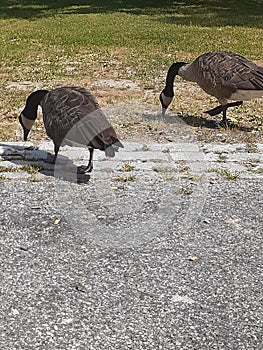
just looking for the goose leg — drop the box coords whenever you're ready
[54,144,60,159]
[220,101,243,127]
[219,106,229,127]
[86,148,94,172]
[45,143,60,164]
[77,148,94,174]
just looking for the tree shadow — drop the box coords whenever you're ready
[0,0,262,28]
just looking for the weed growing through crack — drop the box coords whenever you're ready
[121,162,135,172]
[217,167,240,180]
[112,175,136,182]
[207,167,240,180]
[245,140,258,153]
[20,164,42,174]
[216,153,228,162]
[0,165,19,172]
[141,145,150,152]
[176,187,194,195]
[153,166,175,173]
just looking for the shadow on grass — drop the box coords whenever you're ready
[142,112,255,132]
[179,114,255,133]
[0,0,262,27]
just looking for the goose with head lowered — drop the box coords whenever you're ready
[160,51,263,126]
[19,86,123,172]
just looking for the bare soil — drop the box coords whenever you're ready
[1,77,262,146]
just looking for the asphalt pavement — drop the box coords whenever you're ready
[0,139,262,349]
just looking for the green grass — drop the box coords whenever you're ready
[208,167,240,180]
[20,164,42,174]
[1,1,262,82]
[0,164,42,174]
[112,175,136,182]
[120,162,135,172]
[175,187,194,195]
[0,1,262,141]
[152,165,175,173]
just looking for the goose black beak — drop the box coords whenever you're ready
[23,128,30,141]
[159,92,168,116]
[162,107,167,116]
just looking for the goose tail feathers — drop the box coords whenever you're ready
[105,139,124,158]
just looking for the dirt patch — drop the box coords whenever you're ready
[1,78,262,145]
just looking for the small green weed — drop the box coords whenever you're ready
[216,168,240,180]
[121,162,135,172]
[216,153,228,162]
[0,165,19,172]
[141,145,150,152]
[112,175,136,182]
[177,165,191,173]
[176,187,193,195]
[20,164,42,174]
[153,166,175,173]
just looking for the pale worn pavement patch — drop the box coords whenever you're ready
[0,140,262,349]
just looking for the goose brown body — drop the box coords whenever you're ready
[19,87,123,172]
[40,87,121,153]
[160,51,263,124]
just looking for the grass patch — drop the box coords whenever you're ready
[120,162,135,172]
[20,164,42,174]
[177,165,191,173]
[211,167,240,180]
[216,153,228,162]
[140,145,150,152]
[0,1,262,142]
[0,164,42,174]
[0,174,6,180]
[0,165,19,172]
[112,175,136,182]
[245,140,258,153]
[176,187,193,195]
[153,165,175,173]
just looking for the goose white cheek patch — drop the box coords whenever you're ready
[21,113,35,130]
[161,93,173,107]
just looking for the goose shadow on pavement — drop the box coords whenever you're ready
[0,143,91,184]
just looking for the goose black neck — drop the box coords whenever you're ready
[22,90,49,120]
[163,62,187,97]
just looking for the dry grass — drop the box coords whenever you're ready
[1,75,263,145]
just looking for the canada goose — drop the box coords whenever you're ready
[160,51,263,125]
[19,86,123,172]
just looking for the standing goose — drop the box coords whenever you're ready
[19,86,123,172]
[160,51,263,125]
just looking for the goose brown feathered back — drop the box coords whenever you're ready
[19,86,123,172]
[160,51,263,125]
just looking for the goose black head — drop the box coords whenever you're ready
[19,89,49,141]
[159,91,174,116]
[19,113,31,141]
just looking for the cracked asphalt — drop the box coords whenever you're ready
[0,139,262,349]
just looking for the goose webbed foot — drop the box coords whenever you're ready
[219,118,231,128]
[44,153,57,164]
[77,147,94,174]
[77,164,93,174]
